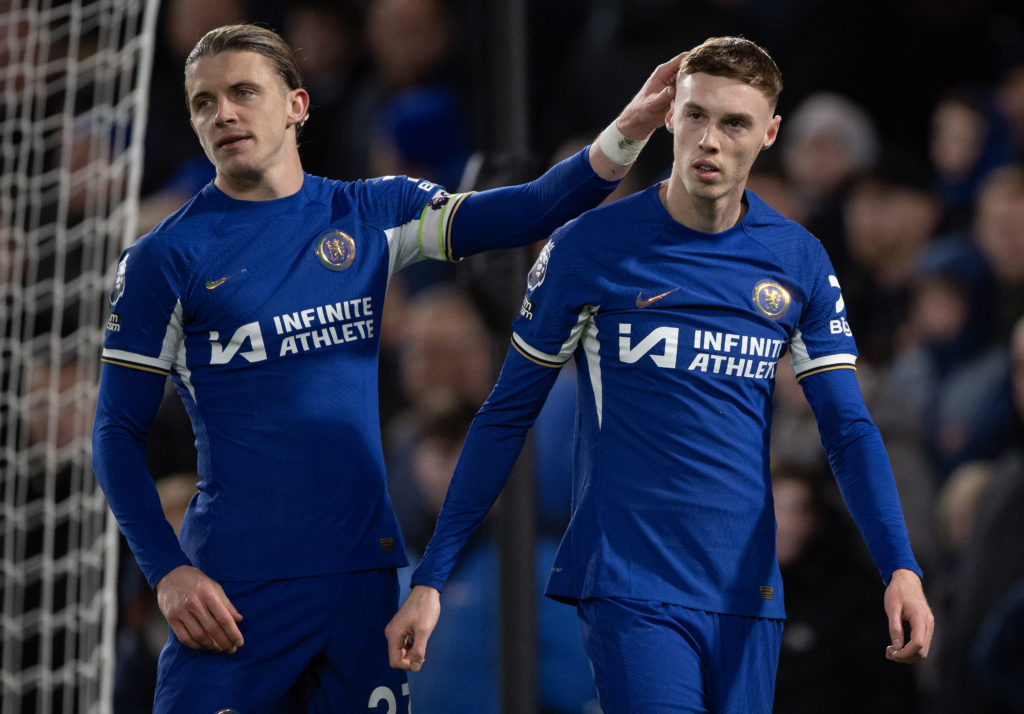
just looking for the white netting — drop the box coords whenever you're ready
[0,0,159,711]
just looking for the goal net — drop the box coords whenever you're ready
[1,1,159,712]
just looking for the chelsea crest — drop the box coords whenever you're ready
[315,230,356,271]
[752,280,790,320]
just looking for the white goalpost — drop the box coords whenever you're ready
[1,1,159,712]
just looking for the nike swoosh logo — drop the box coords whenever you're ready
[635,287,678,308]
[205,269,247,290]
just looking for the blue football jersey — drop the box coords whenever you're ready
[511,186,857,619]
[101,174,468,581]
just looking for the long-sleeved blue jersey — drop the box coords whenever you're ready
[92,148,619,587]
[413,186,921,619]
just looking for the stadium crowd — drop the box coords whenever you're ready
[115,0,1024,712]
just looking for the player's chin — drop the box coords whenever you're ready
[685,177,727,200]
[218,161,264,184]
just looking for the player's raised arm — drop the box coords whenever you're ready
[446,53,683,259]
[589,52,683,181]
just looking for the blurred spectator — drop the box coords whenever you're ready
[996,60,1024,161]
[384,284,495,528]
[781,92,880,276]
[394,284,495,409]
[338,0,468,178]
[839,154,942,365]
[929,315,1024,714]
[388,394,480,554]
[366,84,475,300]
[972,577,1024,709]
[971,163,1024,340]
[771,457,919,713]
[928,87,1013,232]
[934,461,995,559]
[746,156,805,224]
[284,0,368,179]
[888,236,1014,480]
[369,85,474,196]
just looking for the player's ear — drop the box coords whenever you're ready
[762,115,781,150]
[190,119,198,137]
[287,88,310,129]
[665,103,675,134]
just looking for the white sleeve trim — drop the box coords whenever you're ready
[386,189,471,276]
[790,328,856,378]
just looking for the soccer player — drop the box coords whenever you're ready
[90,24,680,713]
[386,36,935,712]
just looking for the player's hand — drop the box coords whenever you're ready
[883,568,934,664]
[615,52,686,141]
[156,564,244,654]
[385,585,440,672]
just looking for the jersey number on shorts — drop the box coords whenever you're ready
[368,683,410,713]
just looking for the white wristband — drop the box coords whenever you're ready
[598,121,649,166]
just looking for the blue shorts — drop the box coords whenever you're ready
[154,569,409,714]
[578,597,783,714]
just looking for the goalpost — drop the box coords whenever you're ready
[1,1,159,712]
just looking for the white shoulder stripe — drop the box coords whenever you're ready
[101,348,172,372]
[790,328,856,377]
[579,310,603,427]
[792,353,857,378]
[511,333,567,366]
[511,305,597,367]
[102,298,185,375]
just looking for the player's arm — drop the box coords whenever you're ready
[386,346,561,671]
[588,51,684,180]
[92,364,243,653]
[92,363,190,583]
[800,367,935,663]
[446,53,682,258]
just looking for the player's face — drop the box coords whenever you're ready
[186,51,307,186]
[665,72,780,207]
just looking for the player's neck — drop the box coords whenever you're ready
[660,178,746,234]
[214,157,305,201]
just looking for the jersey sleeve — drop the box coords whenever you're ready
[92,363,192,586]
[800,368,922,584]
[411,347,561,591]
[789,241,858,380]
[448,146,619,260]
[95,232,193,585]
[100,235,188,375]
[509,227,597,368]
[356,174,469,275]
[381,146,618,274]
